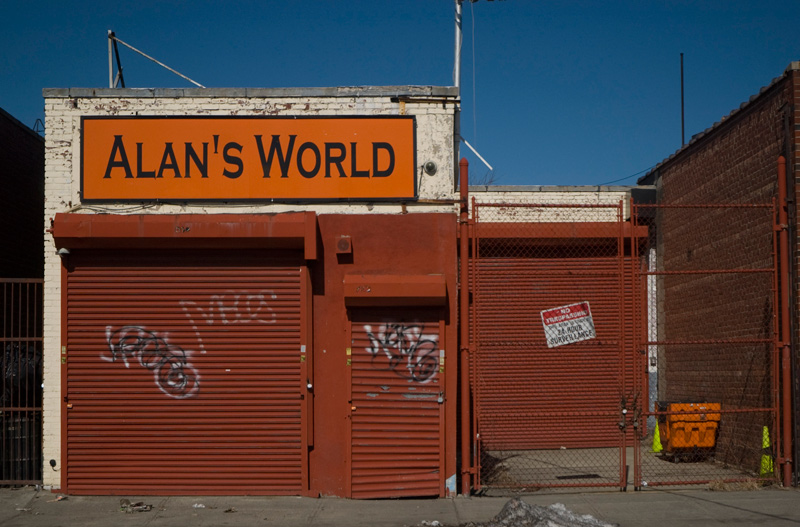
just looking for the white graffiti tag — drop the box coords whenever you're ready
[364,323,439,383]
[102,326,200,399]
[180,289,278,353]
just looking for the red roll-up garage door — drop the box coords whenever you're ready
[64,249,309,494]
[474,252,637,450]
[348,308,444,498]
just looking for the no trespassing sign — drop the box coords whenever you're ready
[540,302,596,348]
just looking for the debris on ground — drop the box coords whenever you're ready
[47,495,68,502]
[192,503,206,509]
[224,507,237,513]
[119,498,153,513]
[440,498,617,527]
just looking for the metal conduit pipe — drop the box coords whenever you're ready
[459,157,472,495]
[777,156,794,487]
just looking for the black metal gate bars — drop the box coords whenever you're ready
[1,279,42,486]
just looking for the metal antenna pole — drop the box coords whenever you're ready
[108,30,113,88]
[454,1,464,179]
[112,35,125,88]
[681,52,685,146]
[107,32,205,88]
[454,0,463,91]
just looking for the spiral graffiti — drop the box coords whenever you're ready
[104,326,200,399]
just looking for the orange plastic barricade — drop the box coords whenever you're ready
[656,402,721,457]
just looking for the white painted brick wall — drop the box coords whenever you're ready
[470,189,631,222]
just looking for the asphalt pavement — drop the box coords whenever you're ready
[1,485,799,527]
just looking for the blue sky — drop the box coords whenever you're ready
[2,1,798,186]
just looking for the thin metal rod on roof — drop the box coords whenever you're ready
[454,1,463,91]
[108,31,113,88]
[108,31,124,88]
[461,136,493,171]
[110,32,126,88]
[681,52,685,146]
[107,30,205,88]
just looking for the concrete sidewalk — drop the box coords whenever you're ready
[1,486,799,527]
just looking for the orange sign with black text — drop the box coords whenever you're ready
[81,116,417,201]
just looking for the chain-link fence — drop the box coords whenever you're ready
[632,203,780,489]
[469,195,781,492]
[471,198,636,491]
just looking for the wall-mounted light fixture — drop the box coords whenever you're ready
[424,161,438,176]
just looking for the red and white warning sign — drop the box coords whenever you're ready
[540,302,596,348]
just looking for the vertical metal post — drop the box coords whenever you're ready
[108,31,113,89]
[453,1,463,172]
[777,156,793,487]
[459,157,471,495]
[680,53,685,146]
[631,199,642,489]
[617,200,627,490]
[771,195,781,481]
[454,1,463,91]
[470,196,481,490]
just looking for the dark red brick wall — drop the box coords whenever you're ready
[0,109,44,278]
[791,67,800,482]
[651,72,793,472]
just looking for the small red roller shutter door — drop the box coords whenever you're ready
[475,253,636,450]
[348,308,445,498]
[64,250,309,494]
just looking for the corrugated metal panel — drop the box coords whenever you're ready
[65,250,306,494]
[474,254,636,450]
[349,308,443,498]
